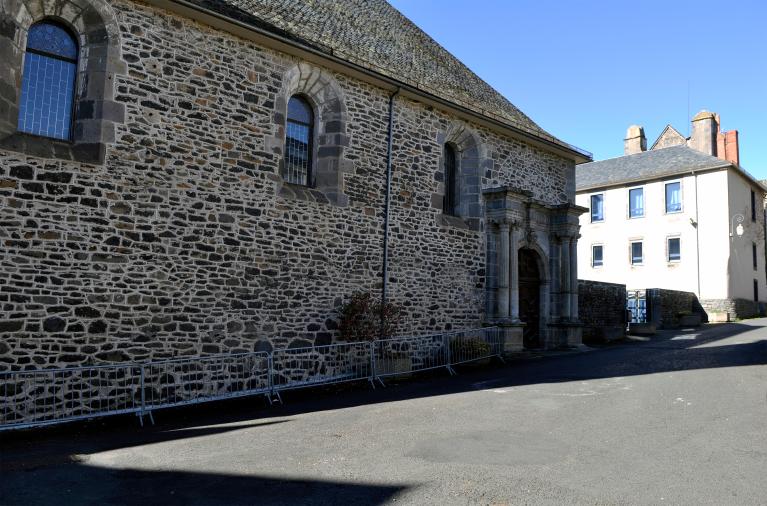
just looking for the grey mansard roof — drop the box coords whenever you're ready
[575,145,733,191]
[185,0,583,155]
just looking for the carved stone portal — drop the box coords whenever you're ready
[483,186,586,350]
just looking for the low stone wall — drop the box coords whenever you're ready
[646,289,705,328]
[700,298,765,321]
[578,280,626,343]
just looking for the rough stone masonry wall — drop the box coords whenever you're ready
[0,0,574,372]
[649,289,706,328]
[578,280,626,343]
[700,298,763,320]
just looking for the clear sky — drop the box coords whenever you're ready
[388,0,767,177]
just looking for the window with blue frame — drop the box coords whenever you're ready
[629,188,644,218]
[17,21,78,141]
[665,182,682,213]
[590,194,604,222]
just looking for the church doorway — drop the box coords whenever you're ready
[518,248,542,348]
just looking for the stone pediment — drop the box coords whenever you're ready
[651,125,687,150]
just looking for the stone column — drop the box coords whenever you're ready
[497,221,510,319]
[561,236,571,320]
[509,226,520,322]
[569,237,579,321]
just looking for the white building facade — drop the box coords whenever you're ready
[576,112,766,320]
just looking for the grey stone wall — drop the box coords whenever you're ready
[700,298,763,320]
[578,280,626,343]
[648,289,706,328]
[0,0,575,371]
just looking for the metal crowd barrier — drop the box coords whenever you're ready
[142,352,272,418]
[0,327,503,431]
[373,333,451,384]
[0,363,143,430]
[270,341,373,400]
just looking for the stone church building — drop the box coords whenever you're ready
[0,0,590,369]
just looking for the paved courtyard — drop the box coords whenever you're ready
[2,320,766,505]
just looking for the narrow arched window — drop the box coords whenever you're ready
[443,143,458,215]
[17,21,78,141]
[285,95,314,186]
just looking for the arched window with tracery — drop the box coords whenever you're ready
[17,21,78,141]
[443,143,459,216]
[285,95,314,186]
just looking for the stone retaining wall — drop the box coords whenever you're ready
[700,298,764,321]
[578,280,626,343]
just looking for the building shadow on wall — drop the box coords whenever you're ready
[0,463,408,506]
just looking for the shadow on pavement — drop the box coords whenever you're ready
[1,320,765,490]
[0,463,409,506]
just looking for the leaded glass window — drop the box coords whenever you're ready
[443,143,458,216]
[285,95,314,186]
[17,21,78,141]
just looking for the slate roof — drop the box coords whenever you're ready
[185,0,583,154]
[576,145,732,191]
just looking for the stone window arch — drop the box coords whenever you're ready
[0,0,126,163]
[435,122,490,229]
[271,63,352,207]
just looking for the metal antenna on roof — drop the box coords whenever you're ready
[687,80,691,137]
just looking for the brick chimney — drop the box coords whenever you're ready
[624,125,646,155]
[716,129,740,165]
[689,110,718,156]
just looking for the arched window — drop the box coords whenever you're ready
[443,143,459,215]
[285,95,314,186]
[17,21,78,141]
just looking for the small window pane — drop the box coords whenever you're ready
[287,97,313,125]
[590,194,604,222]
[753,243,758,270]
[668,238,680,262]
[754,279,759,302]
[665,182,681,213]
[629,188,644,218]
[631,241,643,264]
[285,96,313,186]
[443,144,458,216]
[592,245,603,267]
[752,190,757,221]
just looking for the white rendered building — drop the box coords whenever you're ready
[576,111,766,319]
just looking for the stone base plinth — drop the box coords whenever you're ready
[488,321,526,353]
[547,320,583,348]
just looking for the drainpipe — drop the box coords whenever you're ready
[380,88,400,337]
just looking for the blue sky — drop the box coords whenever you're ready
[388,0,767,177]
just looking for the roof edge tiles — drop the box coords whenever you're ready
[576,145,765,193]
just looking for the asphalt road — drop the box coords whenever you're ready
[2,320,766,505]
